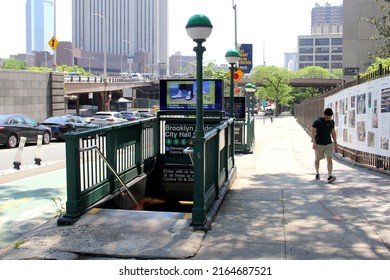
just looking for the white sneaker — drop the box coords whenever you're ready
[185,91,193,100]
[171,90,184,99]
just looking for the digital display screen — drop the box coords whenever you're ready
[224,96,246,119]
[159,79,224,111]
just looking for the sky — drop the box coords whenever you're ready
[0,0,343,67]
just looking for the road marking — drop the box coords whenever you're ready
[0,198,31,211]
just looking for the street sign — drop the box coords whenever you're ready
[48,36,59,50]
[228,67,245,83]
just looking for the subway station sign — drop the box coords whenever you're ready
[239,44,253,74]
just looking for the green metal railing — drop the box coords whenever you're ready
[192,119,233,225]
[62,118,158,219]
[234,115,255,153]
[61,111,236,226]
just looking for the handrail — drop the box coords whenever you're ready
[79,145,143,210]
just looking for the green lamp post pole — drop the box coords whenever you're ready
[244,83,256,152]
[225,49,241,165]
[186,14,213,226]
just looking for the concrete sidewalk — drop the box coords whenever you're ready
[1,114,390,260]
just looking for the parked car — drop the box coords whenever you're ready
[120,111,141,121]
[89,111,127,125]
[41,115,99,140]
[0,114,52,148]
[137,109,156,118]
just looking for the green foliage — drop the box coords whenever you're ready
[294,66,332,77]
[362,57,390,77]
[331,69,343,77]
[56,65,90,76]
[359,0,390,62]
[2,58,26,70]
[251,65,293,115]
[51,197,65,218]
[28,66,52,72]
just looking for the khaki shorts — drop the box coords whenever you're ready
[315,143,334,161]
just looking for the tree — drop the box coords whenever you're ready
[293,66,332,97]
[294,66,332,78]
[360,57,390,77]
[360,0,390,62]
[250,65,293,116]
[1,58,26,70]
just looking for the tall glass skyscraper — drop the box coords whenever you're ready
[26,0,55,53]
[72,0,168,68]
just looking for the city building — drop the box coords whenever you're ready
[26,0,54,53]
[311,2,343,35]
[343,0,382,78]
[297,34,343,71]
[295,3,343,72]
[72,0,168,75]
[169,52,196,77]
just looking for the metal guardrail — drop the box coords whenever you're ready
[64,75,152,83]
[62,118,157,220]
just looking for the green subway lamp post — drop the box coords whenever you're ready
[225,49,241,165]
[245,83,256,152]
[186,14,213,226]
[186,14,213,138]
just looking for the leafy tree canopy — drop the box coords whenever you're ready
[250,65,293,115]
[1,58,26,70]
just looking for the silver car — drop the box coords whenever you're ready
[89,111,127,125]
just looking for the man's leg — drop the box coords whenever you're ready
[315,159,320,175]
[326,156,333,176]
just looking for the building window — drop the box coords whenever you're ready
[331,63,343,68]
[315,47,329,53]
[300,55,313,62]
[331,55,342,61]
[316,63,329,68]
[299,47,313,54]
[331,38,343,45]
[299,63,313,69]
[299,38,313,46]
[315,38,330,45]
[315,55,330,61]
[331,47,343,53]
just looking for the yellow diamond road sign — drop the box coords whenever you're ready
[228,67,245,83]
[48,36,59,50]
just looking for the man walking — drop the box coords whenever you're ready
[311,108,338,183]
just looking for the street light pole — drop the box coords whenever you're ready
[225,49,240,166]
[123,40,133,75]
[93,13,107,78]
[88,57,95,74]
[244,83,256,152]
[186,14,213,226]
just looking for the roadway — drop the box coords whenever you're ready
[0,141,66,252]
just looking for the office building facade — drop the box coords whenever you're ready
[26,0,55,53]
[311,2,343,35]
[295,3,343,72]
[72,0,168,74]
[343,0,382,78]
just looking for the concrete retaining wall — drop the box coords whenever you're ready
[0,69,65,121]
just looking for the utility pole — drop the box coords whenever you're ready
[233,0,238,49]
